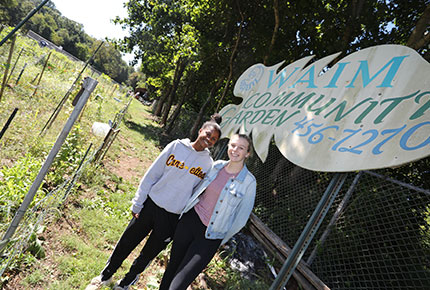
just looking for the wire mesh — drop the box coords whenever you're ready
[0,146,96,277]
[214,137,430,289]
[245,141,335,248]
[311,171,430,290]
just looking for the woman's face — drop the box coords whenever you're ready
[227,135,250,163]
[195,126,220,150]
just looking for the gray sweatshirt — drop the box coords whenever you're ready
[131,138,213,214]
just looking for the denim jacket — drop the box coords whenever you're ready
[181,160,256,245]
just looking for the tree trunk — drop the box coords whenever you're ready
[154,85,172,116]
[164,78,193,135]
[407,4,430,50]
[161,57,188,126]
[215,0,244,112]
[190,77,224,140]
[263,0,280,66]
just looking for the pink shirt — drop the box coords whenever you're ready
[194,168,236,226]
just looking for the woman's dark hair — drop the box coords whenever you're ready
[210,113,222,125]
[201,113,222,137]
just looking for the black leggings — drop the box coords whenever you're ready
[159,208,222,290]
[101,198,179,285]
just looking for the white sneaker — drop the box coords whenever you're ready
[85,275,113,290]
[115,273,140,290]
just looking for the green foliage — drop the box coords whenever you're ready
[0,154,44,223]
[27,225,46,259]
[204,249,270,290]
[46,125,85,188]
[0,28,135,288]
[127,70,146,89]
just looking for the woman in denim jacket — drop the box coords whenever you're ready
[159,134,256,290]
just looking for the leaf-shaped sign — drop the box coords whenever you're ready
[219,45,430,172]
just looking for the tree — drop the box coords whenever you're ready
[115,0,429,139]
[0,0,17,24]
[127,70,145,90]
[116,0,204,121]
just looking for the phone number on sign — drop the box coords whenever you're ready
[291,117,430,155]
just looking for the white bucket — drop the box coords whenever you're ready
[91,122,111,138]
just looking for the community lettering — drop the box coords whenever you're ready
[222,90,429,128]
[219,44,430,171]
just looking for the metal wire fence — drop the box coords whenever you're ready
[0,146,95,277]
[0,93,132,278]
[310,170,430,290]
[214,137,430,289]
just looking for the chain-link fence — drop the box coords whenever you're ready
[214,137,430,289]
[310,170,430,290]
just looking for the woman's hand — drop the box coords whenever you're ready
[132,211,139,219]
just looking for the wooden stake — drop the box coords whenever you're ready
[0,35,16,101]
[32,51,52,97]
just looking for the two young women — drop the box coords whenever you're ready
[159,134,256,290]
[87,118,256,290]
[86,117,222,290]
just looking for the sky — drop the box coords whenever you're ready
[51,0,134,64]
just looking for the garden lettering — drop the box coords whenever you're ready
[219,45,430,172]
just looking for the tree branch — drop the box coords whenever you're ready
[407,4,430,50]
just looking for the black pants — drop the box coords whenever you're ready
[159,208,222,290]
[101,198,179,286]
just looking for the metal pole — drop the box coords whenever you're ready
[0,0,49,47]
[269,173,347,290]
[307,171,363,265]
[0,77,98,252]
[6,48,25,84]
[15,63,27,85]
[0,108,18,141]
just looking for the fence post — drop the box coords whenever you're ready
[15,63,27,85]
[0,35,16,101]
[269,173,347,290]
[0,77,98,252]
[0,108,18,141]
[32,51,52,97]
[6,48,24,84]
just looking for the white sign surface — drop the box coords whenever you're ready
[219,45,430,172]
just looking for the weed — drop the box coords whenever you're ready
[0,154,44,225]
[46,125,85,188]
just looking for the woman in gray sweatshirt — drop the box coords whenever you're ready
[86,116,221,290]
